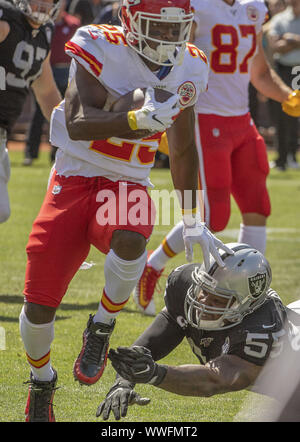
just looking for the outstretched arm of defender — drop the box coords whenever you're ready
[109,346,261,397]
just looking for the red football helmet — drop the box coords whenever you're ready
[121,0,194,66]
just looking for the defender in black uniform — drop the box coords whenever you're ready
[97,243,300,421]
[0,0,62,223]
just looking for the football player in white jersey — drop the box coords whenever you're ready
[134,0,300,316]
[19,0,234,422]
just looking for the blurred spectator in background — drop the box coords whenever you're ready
[67,0,103,25]
[23,0,80,166]
[264,0,287,64]
[251,0,287,146]
[93,0,120,25]
[267,0,300,170]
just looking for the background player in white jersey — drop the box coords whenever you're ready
[19,0,233,422]
[134,0,300,316]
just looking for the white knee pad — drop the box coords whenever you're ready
[104,249,147,302]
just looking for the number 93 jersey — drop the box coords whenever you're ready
[50,24,209,184]
[0,1,53,131]
[191,0,268,116]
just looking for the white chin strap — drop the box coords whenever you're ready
[143,43,178,65]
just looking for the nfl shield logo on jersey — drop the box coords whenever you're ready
[199,337,214,348]
[248,273,267,298]
[127,0,141,5]
[52,185,62,195]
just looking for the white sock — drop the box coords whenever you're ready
[93,249,147,324]
[238,224,267,254]
[19,306,55,382]
[148,221,185,271]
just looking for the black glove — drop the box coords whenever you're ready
[96,377,150,421]
[108,346,168,386]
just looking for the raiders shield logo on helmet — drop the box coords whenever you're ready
[248,273,267,298]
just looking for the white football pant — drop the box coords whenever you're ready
[0,128,10,223]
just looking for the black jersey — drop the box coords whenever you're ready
[0,1,54,131]
[162,263,292,367]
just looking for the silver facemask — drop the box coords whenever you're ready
[13,0,61,25]
[184,243,272,330]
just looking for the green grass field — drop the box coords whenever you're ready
[0,149,300,423]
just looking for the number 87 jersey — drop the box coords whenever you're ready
[191,0,268,116]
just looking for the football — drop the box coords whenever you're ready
[110,87,174,139]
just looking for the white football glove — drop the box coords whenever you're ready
[182,214,234,270]
[134,87,180,132]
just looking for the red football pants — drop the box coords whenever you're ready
[195,112,271,232]
[24,172,155,308]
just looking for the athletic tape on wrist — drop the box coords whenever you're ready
[181,208,197,216]
[127,111,138,130]
[149,364,168,386]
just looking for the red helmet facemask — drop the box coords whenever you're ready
[121,0,194,66]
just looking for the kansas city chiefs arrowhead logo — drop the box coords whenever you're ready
[177,81,196,107]
[248,273,267,298]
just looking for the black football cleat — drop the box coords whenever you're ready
[24,369,58,422]
[73,315,115,385]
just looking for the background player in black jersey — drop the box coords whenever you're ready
[0,0,62,223]
[97,243,300,421]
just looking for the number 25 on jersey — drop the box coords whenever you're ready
[211,24,256,74]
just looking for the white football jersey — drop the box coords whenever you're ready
[191,0,268,116]
[50,24,209,185]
